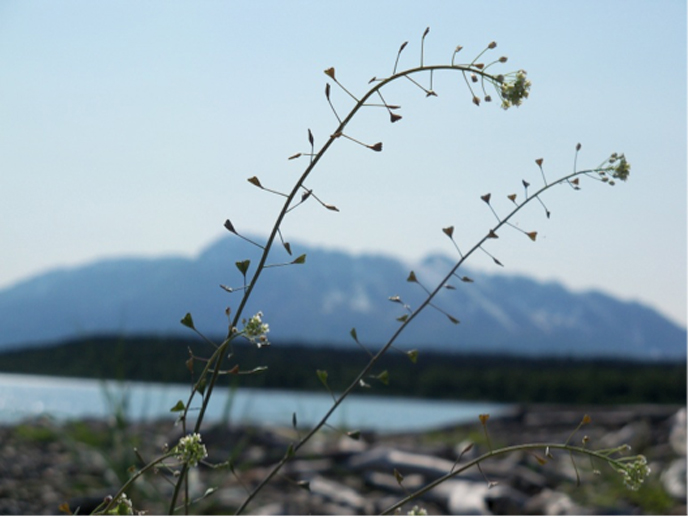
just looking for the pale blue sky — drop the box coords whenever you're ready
[1,1,686,327]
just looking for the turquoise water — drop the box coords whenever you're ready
[0,373,509,432]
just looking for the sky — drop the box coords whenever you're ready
[0,0,686,328]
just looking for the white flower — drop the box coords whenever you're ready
[243,311,270,345]
[500,70,531,109]
[175,433,208,467]
[106,493,134,515]
[618,455,651,491]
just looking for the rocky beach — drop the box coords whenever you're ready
[0,404,685,515]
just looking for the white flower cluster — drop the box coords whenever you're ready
[106,493,134,515]
[618,455,651,491]
[500,70,531,109]
[175,433,208,467]
[244,311,270,347]
[610,153,630,181]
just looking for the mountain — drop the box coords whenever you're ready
[0,236,685,359]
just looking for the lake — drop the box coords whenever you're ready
[0,373,509,433]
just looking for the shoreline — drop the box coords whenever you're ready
[1,403,685,514]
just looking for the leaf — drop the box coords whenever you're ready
[292,254,306,264]
[487,230,499,239]
[479,413,490,425]
[325,83,331,100]
[220,284,233,293]
[316,369,328,386]
[368,142,383,152]
[493,257,504,267]
[398,41,408,53]
[185,356,194,373]
[535,158,544,166]
[196,377,207,395]
[58,502,72,515]
[507,194,517,202]
[447,314,460,324]
[390,112,402,123]
[481,193,492,204]
[247,176,263,188]
[582,414,592,425]
[235,259,251,275]
[180,312,195,329]
[347,430,361,440]
[423,26,430,38]
[396,314,409,322]
[376,370,389,385]
[308,129,314,146]
[286,443,295,458]
[526,231,537,242]
[388,295,402,304]
[350,327,359,342]
[283,241,292,255]
[292,412,297,428]
[444,284,456,290]
[394,468,404,484]
[301,190,312,202]
[224,219,237,234]
[522,180,530,188]
[472,96,481,106]
[461,276,474,283]
[170,400,186,412]
[323,203,340,211]
[288,152,302,160]
[297,480,310,491]
[461,442,474,455]
[407,271,418,283]
[406,349,418,363]
[247,366,268,374]
[442,226,455,238]
[324,67,336,80]
[532,453,548,466]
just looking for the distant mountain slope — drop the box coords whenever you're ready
[0,236,685,359]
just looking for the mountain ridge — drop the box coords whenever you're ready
[0,235,684,359]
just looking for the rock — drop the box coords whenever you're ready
[346,446,455,478]
[600,419,652,451]
[442,480,491,515]
[524,488,590,515]
[661,458,687,500]
[669,408,686,456]
[308,475,373,514]
[484,484,530,515]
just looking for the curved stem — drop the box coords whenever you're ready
[95,450,177,514]
[169,54,609,513]
[381,443,623,515]
[232,166,608,514]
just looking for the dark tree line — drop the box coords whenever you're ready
[0,336,684,404]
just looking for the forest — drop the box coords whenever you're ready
[0,335,684,405]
